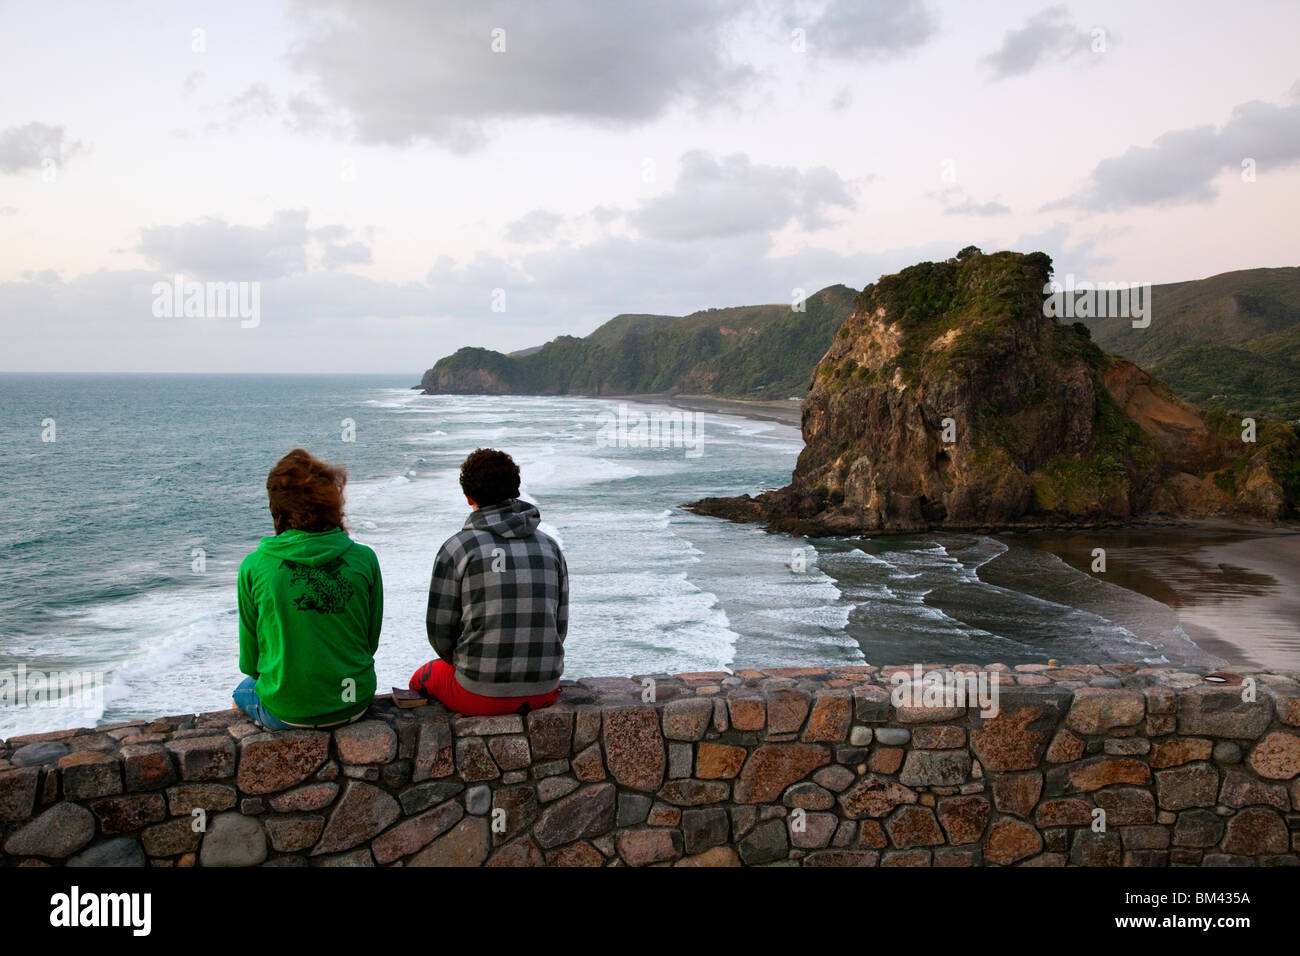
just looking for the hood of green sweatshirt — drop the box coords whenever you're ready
[255,527,355,566]
[464,498,540,539]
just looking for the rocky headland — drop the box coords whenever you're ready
[688,249,1300,535]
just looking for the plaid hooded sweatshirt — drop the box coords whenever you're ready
[426,498,568,697]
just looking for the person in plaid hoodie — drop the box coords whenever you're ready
[409,448,568,715]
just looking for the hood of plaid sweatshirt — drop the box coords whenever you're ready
[464,498,541,538]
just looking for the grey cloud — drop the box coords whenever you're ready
[803,0,937,58]
[284,93,344,135]
[946,199,1010,216]
[1068,97,1300,211]
[414,233,954,336]
[0,122,87,174]
[227,84,278,122]
[312,223,351,243]
[981,6,1094,79]
[137,210,378,278]
[1011,221,1116,277]
[204,84,282,133]
[321,241,373,269]
[505,209,565,244]
[933,187,1010,216]
[285,0,758,149]
[1,227,962,370]
[632,151,855,241]
[137,210,312,279]
[588,205,623,226]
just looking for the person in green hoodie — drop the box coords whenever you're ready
[233,448,383,729]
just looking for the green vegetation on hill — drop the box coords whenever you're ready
[1155,345,1300,420]
[421,285,858,399]
[1083,267,1300,419]
[1246,321,1300,367]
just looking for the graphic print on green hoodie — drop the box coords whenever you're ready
[237,527,382,725]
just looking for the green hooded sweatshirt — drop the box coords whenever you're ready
[237,527,382,725]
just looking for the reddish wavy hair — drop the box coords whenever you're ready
[266,448,347,535]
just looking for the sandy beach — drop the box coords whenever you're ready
[1176,529,1300,671]
[1005,522,1300,672]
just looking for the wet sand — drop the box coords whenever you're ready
[1007,522,1300,672]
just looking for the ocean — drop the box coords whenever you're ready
[0,374,1218,736]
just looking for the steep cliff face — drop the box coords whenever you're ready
[688,250,1299,535]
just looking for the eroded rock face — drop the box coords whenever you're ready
[688,250,1297,534]
[420,361,515,395]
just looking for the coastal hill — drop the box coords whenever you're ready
[420,285,857,400]
[1083,266,1300,420]
[420,268,1300,420]
[687,249,1300,535]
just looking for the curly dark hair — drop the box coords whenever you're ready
[459,448,521,507]
[266,448,347,535]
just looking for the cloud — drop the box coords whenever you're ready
[225,84,278,123]
[505,209,565,244]
[1064,95,1300,210]
[135,210,375,279]
[137,210,312,279]
[321,241,373,269]
[284,0,759,149]
[933,186,1010,216]
[588,205,622,226]
[1011,221,1117,277]
[284,93,347,135]
[801,0,937,58]
[631,151,855,241]
[0,122,87,174]
[981,5,1095,79]
[0,217,960,370]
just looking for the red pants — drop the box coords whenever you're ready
[409,659,561,716]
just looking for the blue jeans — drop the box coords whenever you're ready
[232,676,295,730]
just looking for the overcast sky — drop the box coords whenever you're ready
[2,0,1298,373]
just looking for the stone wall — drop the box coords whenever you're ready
[2,663,1298,867]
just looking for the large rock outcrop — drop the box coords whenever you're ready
[688,249,1299,535]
